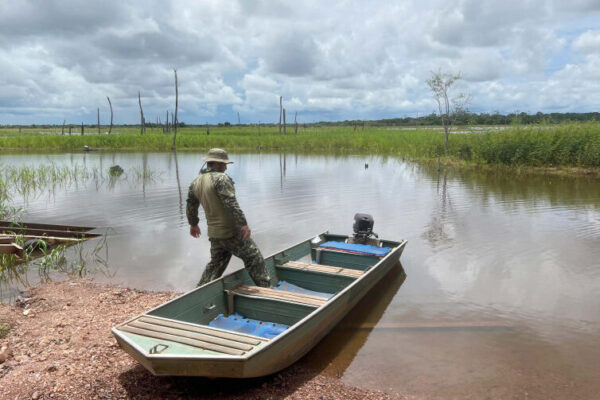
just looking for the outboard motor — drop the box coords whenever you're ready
[352,213,378,244]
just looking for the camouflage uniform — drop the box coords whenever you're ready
[186,168,270,287]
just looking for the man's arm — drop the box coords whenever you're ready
[186,182,201,237]
[213,174,249,236]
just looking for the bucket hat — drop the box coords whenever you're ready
[203,148,233,164]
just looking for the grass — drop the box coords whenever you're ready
[1,122,600,168]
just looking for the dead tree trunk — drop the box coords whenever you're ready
[165,111,169,133]
[80,122,84,136]
[69,125,72,136]
[138,91,145,135]
[283,108,287,135]
[62,120,65,135]
[106,96,113,134]
[279,96,282,134]
[171,69,178,151]
[294,112,298,134]
[237,112,240,125]
[97,108,100,134]
[206,123,210,135]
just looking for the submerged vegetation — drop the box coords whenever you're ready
[0,163,126,296]
[0,163,160,203]
[1,122,600,169]
[0,228,110,298]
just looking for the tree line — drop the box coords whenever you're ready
[324,111,600,127]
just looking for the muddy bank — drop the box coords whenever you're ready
[0,279,404,399]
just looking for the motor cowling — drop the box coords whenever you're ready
[352,213,378,243]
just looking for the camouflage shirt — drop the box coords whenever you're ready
[186,168,248,228]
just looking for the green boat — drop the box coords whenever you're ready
[112,229,407,377]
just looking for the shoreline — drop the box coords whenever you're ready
[0,278,402,399]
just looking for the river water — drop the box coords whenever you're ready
[1,152,600,399]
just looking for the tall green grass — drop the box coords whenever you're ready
[1,122,600,167]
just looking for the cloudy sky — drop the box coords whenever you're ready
[1,0,599,125]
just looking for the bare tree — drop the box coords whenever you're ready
[80,122,84,136]
[278,96,282,134]
[171,69,178,151]
[294,111,298,134]
[106,96,113,134]
[62,120,65,135]
[283,108,287,135]
[237,111,240,125]
[426,69,467,153]
[165,110,169,133]
[138,91,145,135]
[97,108,100,134]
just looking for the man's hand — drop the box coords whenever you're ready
[190,225,201,238]
[241,225,251,240]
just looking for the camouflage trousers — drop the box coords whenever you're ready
[198,235,271,287]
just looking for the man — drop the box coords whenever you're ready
[186,148,271,287]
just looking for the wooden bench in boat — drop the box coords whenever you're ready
[116,315,267,356]
[280,260,364,278]
[232,285,328,307]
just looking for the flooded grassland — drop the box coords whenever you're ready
[1,152,600,399]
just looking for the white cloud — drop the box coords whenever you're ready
[572,30,600,54]
[0,0,599,124]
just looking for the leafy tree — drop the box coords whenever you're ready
[427,69,469,153]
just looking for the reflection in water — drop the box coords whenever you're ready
[0,152,599,398]
[172,151,184,218]
[300,263,406,376]
[423,171,455,249]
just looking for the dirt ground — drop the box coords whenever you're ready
[0,279,403,400]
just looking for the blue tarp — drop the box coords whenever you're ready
[274,280,334,299]
[209,312,289,339]
[319,241,391,257]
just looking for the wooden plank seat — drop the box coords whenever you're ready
[281,260,364,278]
[0,243,24,257]
[233,285,328,307]
[117,315,267,356]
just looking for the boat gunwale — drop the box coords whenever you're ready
[238,238,407,358]
[112,233,407,362]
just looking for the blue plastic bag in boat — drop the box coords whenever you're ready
[274,280,333,299]
[319,241,391,257]
[209,312,289,339]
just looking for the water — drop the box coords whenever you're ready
[2,152,600,399]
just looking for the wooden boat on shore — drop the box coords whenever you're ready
[112,231,407,377]
[0,220,100,259]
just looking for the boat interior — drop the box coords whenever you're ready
[116,233,401,357]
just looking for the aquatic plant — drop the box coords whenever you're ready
[0,163,161,203]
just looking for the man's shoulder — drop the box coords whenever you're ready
[210,172,234,184]
[209,171,233,187]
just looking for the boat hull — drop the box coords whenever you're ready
[113,234,407,377]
